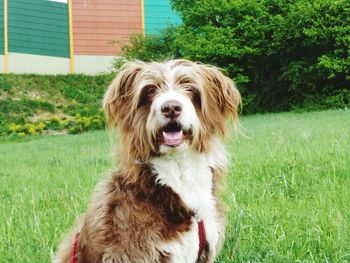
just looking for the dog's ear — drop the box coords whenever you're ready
[103,62,143,127]
[199,64,241,135]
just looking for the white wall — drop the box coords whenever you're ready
[0,53,116,75]
[74,55,115,75]
[7,53,70,74]
[0,55,4,73]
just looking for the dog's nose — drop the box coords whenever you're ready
[161,101,182,119]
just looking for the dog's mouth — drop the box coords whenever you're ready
[161,122,191,147]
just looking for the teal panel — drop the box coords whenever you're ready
[144,0,181,35]
[8,0,69,58]
[0,0,4,54]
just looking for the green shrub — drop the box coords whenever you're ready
[0,73,114,137]
[45,116,62,130]
[0,78,12,93]
[119,0,350,114]
[66,115,105,134]
[323,89,350,109]
[7,122,46,136]
[0,99,54,116]
[5,114,105,137]
[292,89,350,112]
[0,98,55,136]
[63,103,103,117]
[119,26,180,62]
[54,74,114,104]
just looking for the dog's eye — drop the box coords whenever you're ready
[186,86,199,96]
[186,86,201,107]
[186,86,196,93]
[138,85,157,107]
[147,86,156,97]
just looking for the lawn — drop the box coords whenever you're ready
[0,109,349,262]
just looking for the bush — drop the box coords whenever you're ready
[53,74,114,104]
[0,73,115,138]
[0,98,55,135]
[119,0,350,113]
[0,78,12,93]
[0,73,114,137]
[63,103,103,117]
[5,114,105,137]
[7,122,46,136]
[119,26,180,62]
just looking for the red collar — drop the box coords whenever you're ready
[197,220,207,260]
[70,233,80,263]
[70,221,206,263]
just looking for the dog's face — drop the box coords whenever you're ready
[103,59,240,164]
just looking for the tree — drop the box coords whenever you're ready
[121,0,350,113]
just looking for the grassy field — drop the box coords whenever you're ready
[0,109,349,262]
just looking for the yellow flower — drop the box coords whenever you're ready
[28,127,36,135]
[51,115,59,122]
[37,122,46,131]
[9,123,21,132]
[17,132,26,137]
[24,123,36,130]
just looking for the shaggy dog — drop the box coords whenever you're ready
[53,59,241,263]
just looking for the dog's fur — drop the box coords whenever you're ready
[53,59,241,263]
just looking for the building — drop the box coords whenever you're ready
[0,0,181,75]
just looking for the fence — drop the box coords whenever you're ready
[1,0,181,74]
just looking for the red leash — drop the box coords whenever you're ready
[70,233,80,263]
[70,222,206,262]
[197,220,206,259]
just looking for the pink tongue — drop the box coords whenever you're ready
[162,130,184,146]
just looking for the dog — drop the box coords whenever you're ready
[53,59,241,263]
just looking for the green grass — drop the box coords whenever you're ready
[0,109,349,262]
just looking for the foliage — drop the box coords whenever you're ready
[0,98,54,135]
[119,26,180,62]
[64,114,105,134]
[0,73,114,137]
[4,114,105,137]
[7,122,46,136]
[0,78,12,93]
[119,0,350,113]
[53,74,114,104]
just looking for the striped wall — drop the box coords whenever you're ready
[1,0,181,74]
[8,0,69,58]
[72,0,141,55]
[144,0,181,34]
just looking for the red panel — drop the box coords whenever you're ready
[72,0,141,55]
[74,0,138,4]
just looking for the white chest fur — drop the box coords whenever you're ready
[150,140,227,263]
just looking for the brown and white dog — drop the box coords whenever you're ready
[53,59,241,263]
